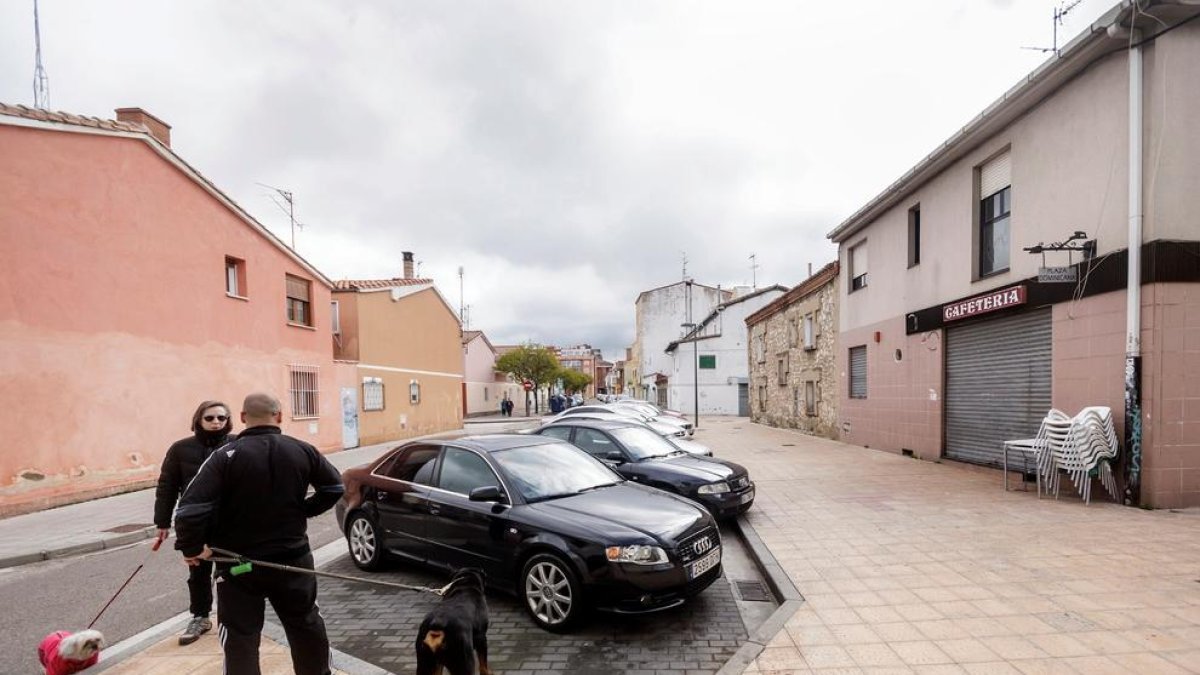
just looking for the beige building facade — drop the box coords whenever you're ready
[828,2,1200,508]
[746,263,840,438]
[333,261,463,446]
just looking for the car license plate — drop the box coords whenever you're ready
[688,547,721,579]
[739,487,755,504]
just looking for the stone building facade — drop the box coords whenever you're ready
[746,262,840,438]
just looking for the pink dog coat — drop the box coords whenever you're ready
[38,631,100,675]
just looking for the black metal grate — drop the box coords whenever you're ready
[733,580,773,602]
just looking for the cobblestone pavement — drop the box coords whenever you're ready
[319,555,748,674]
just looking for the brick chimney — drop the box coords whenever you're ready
[402,251,415,279]
[114,107,171,148]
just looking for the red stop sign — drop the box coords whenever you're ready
[522,380,533,391]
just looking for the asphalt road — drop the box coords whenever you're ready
[0,421,529,674]
[0,512,343,674]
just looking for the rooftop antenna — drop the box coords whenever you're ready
[457,266,465,324]
[32,0,49,109]
[1021,0,1084,55]
[681,251,689,281]
[749,253,759,289]
[255,182,300,249]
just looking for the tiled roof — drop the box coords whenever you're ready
[0,103,148,134]
[745,261,840,326]
[334,277,433,291]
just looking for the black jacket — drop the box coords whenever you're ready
[154,432,234,528]
[173,426,344,560]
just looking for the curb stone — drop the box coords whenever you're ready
[0,525,158,569]
[714,515,805,675]
[92,538,387,674]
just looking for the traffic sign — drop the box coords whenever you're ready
[522,380,533,391]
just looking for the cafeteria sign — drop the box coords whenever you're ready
[943,285,1026,322]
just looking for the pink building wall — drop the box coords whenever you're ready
[836,287,1200,508]
[0,123,344,512]
[836,317,943,459]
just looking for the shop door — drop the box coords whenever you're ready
[944,308,1051,466]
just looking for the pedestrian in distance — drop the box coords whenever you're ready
[174,393,345,675]
[153,399,235,646]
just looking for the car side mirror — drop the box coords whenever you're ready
[469,485,505,502]
[605,451,625,464]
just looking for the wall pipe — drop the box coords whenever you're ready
[1123,27,1144,505]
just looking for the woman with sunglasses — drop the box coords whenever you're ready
[153,400,236,646]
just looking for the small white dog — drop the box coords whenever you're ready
[38,629,105,675]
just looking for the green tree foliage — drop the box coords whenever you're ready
[558,368,593,394]
[496,344,560,411]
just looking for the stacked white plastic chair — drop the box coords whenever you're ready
[1029,406,1120,505]
[1071,406,1120,503]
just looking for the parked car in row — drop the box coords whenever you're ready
[538,410,713,456]
[335,434,723,631]
[557,404,694,437]
[533,419,754,519]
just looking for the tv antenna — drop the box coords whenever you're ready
[749,253,760,289]
[680,251,689,281]
[458,266,465,324]
[32,0,50,109]
[255,183,301,249]
[1021,0,1084,55]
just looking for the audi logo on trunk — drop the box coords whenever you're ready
[693,537,712,556]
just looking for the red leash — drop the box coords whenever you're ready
[87,536,162,629]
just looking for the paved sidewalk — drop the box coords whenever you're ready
[699,417,1200,674]
[25,413,1200,674]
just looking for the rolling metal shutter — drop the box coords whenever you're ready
[849,346,867,399]
[944,308,1051,466]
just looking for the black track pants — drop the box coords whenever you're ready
[216,552,331,675]
[187,558,214,617]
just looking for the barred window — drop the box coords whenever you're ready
[363,378,384,411]
[289,364,320,418]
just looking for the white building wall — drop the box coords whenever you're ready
[634,283,727,401]
[667,289,784,415]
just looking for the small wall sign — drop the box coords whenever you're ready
[1038,266,1078,283]
[943,285,1027,322]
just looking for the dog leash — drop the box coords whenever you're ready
[208,547,451,596]
[87,536,163,629]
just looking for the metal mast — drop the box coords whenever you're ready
[33,0,49,109]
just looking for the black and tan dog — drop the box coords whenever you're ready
[416,568,491,675]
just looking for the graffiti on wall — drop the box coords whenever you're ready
[1123,355,1142,505]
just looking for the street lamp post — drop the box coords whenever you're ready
[684,279,699,429]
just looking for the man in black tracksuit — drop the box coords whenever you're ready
[154,399,235,645]
[175,393,344,675]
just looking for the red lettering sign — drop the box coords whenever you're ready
[942,285,1027,322]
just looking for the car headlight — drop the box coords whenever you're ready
[605,544,669,565]
[697,482,730,495]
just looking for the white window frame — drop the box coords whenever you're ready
[803,313,816,350]
[362,377,384,411]
[849,241,868,292]
[289,364,320,419]
[331,301,341,335]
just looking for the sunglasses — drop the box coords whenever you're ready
[203,415,229,423]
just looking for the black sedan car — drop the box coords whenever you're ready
[533,419,755,519]
[335,434,722,631]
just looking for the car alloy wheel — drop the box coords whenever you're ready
[347,513,383,570]
[521,553,580,631]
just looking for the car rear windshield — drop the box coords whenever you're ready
[493,442,624,502]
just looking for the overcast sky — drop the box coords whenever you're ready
[1,0,1115,360]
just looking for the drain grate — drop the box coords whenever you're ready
[782,443,795,447]
[103,523,153,534]
[733,580,773,602]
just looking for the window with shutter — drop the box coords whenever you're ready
[849,346,868,399]
[286,274,313,326]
